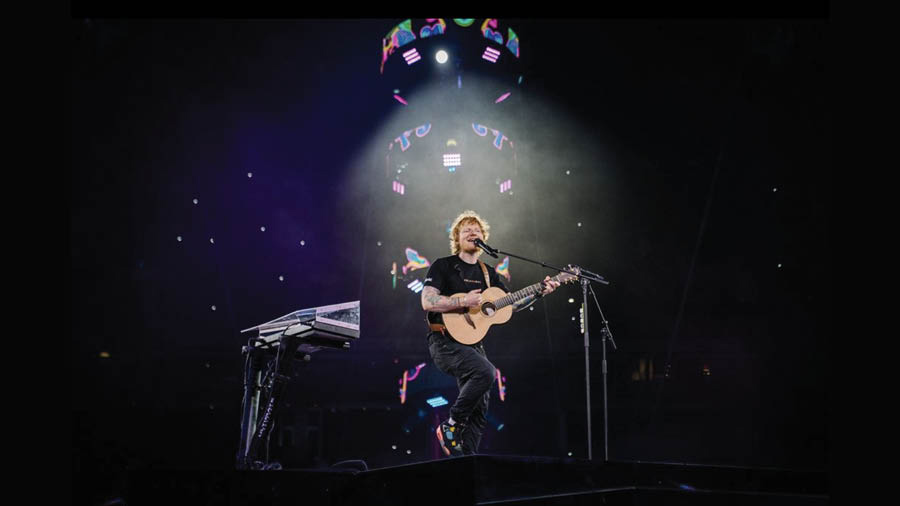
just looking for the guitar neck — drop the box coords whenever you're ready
[494,273,568,310]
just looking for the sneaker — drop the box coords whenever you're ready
[436,420,464,456]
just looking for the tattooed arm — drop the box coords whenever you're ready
[421,286,482,312]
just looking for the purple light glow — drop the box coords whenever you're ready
[393,94,408,105]
[495,92,511,103]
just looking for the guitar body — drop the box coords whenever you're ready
[437,265,580,346]
[442,286,514,345]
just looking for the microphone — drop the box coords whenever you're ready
[473,238,498,258]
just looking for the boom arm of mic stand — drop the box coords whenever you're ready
[579,267,609,285]
[494,250,609,284]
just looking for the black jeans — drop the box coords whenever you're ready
[427,331,495,454]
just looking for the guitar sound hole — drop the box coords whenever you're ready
[481,302,496,317]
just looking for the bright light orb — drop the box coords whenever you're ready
[435,50,449,64]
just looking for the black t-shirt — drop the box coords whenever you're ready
[423,255,508,324]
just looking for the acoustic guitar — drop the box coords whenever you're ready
[442,266,581,345]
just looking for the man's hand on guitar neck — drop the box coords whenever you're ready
[539,276,561,296]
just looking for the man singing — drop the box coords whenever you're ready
[421,210,559,456]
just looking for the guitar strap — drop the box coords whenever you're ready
[478,260,491,289]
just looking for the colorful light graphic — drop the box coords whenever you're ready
[393,130,413,151]
[427,396,449,407]
[419,19,446,38]
[495,92,511,103]
[415,123,432,137]
[407,279,425,293]
[403,48,422,65]
[496,369,506,401]
[381,19,416,74]
[407,363,425,381]
[392,181,405,195]
[393,94,408,105]
[500,180,512,193]
[399,362,427,404]
[391,261,397,289]
[482,46,501,63]
[495,256,510,281]
[481,19,503,45]
[491,129,509,150]
[402,247,430,274]
[506,28,520,58]
[391,124,431,152]
[443,153,461,167]
[381,19,521,73]
[472,123,513,150]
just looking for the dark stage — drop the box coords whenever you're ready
[71,15,830,506]
[125,456,827,505]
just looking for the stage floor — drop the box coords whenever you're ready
[124,455,828,505]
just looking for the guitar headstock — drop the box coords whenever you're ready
[558,265,581,285]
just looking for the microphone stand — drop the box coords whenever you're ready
[587,270,616,463]
[476,241,613,462]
